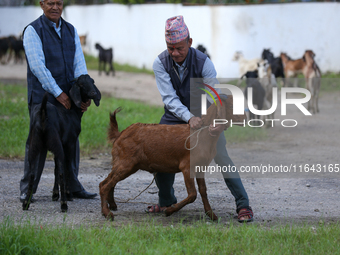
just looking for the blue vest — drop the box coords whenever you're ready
[24,15,76,105]
[158,47,207,125]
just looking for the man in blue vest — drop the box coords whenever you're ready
[19,0,97,202]
[146,16,253,222]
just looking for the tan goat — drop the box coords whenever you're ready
[280,52,305,87]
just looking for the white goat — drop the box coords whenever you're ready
[232,51,261,77]
[257,60,277,127]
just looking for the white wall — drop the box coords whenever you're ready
[1,3,339,78]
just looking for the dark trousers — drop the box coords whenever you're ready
[155,132,249,210]
[19,103,84,195]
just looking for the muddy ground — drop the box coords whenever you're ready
[0,62,339,227]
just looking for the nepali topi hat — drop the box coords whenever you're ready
[165,15,189,44]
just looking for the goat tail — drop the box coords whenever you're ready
[108,107,122,144]
[40,93,49,128]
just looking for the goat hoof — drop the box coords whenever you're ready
[211,213,218,221]
[109,204,117,211]
[66,192,73,201]
[164,209,173,217]
[61,203,68,213]
[105,212,114,221]
[22,202,30,210]
[205,211,218,221]
[52,193,59,201]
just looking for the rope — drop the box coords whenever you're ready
[184,126,209,151]
[115,174,156,203]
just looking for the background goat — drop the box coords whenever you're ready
[233,51,262,86]
[22,74,101,212]
[257,60,277,126]
[303,50,321,114]
[0,35,24,64]
[280,52,305,87]
[232,51,261,77]
[79,34,87,54]
[242,71,265,123]
[99,96,245,221]
[0,36,10,64]
[95,43,115,76]
[196,44,211,59]
[261,49,285,80]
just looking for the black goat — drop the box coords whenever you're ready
[261,49,285,79]
[0,37,10,64]
[22,74,101,212]
[196,44,211,59]
[95,43,115,76]
[241,70,258,79]
[243,71,265,122]
[9,36,24,64]
[0,35,25,64]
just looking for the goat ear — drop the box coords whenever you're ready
[69,85,82,108]
[93,84,102,107]
[223,95,246,126]
[216,97,226,120]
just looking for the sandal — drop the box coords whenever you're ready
[145,204,167,214]
[237,206,254,223]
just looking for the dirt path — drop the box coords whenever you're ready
[0,62,339,227]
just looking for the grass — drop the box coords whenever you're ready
[1,217,340,255]
[0,82,265,159]
[84,54,154,75]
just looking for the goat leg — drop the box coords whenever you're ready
[52,161,59,201]
[56,159,68,213]
[22,173,34,210]
[164,170,197,217]
[99,179,115,221]
[23,145,38,210]
[98,61,102,76]
[104,62,109,76]
[196,177,218,221]
[100,165,139,220]
[107,187,116,211]
[111,62,115,76]
[99,172,117,211]
[65,161,73,202]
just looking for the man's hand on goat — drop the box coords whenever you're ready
[188,117,202,129]
[81,100,91,112]
[57,92,71,110]
[208,123,226,137]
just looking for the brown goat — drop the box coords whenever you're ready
[99,95,245,221]
[280,52,306,87]
[302,50,321,114]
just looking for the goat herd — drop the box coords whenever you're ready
[230,49,322,118]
